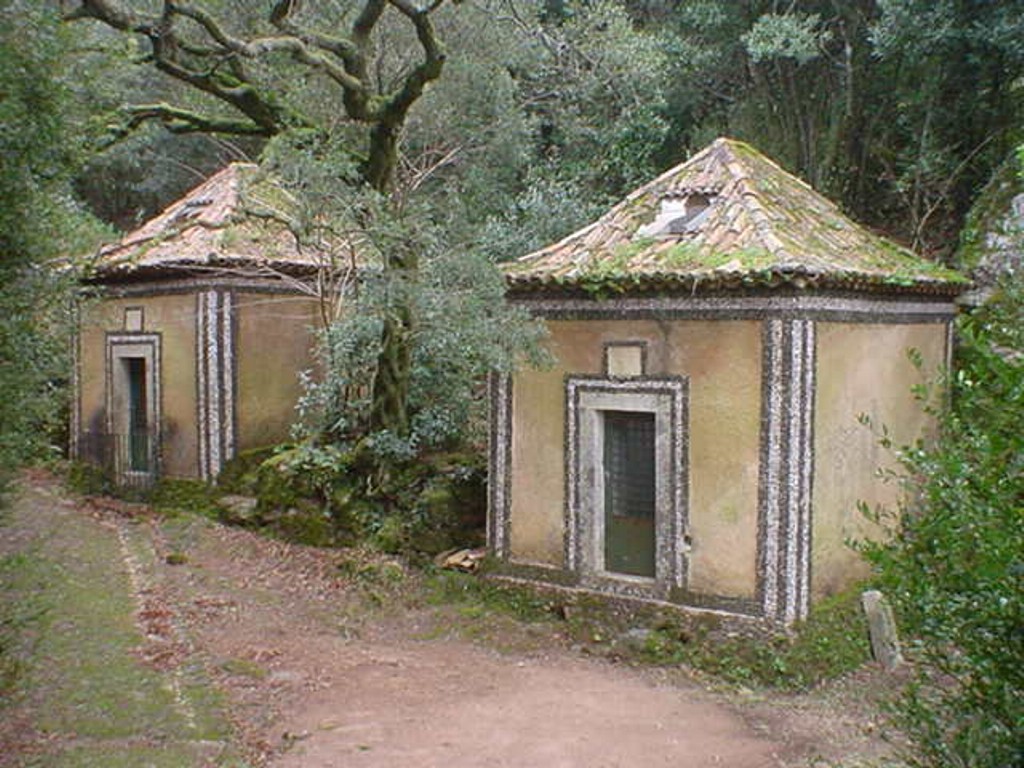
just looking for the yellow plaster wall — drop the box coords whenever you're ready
[813,322,946,599]
[509,365,571,564]
[509,319,762,599]
[77,294,199,477]
[234,293,321,450]
[669,322,762,599]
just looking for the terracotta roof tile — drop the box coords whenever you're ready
[506,138,966,296]
[90,163,335,280]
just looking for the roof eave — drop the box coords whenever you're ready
[84,256,327,285]
[505,269,969,300]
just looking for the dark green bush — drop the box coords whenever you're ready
[216,445,278,494]
[246,442,486,554]
[863,279,1024,768]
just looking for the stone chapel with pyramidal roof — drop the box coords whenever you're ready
[489,137,966,625]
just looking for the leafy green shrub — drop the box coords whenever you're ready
[862,279,1024,768]
[245,443,486,555]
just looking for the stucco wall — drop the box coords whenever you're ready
[78,293,199,477]
[509,319,762,600]
[812,322,946,599]
[234,292,321,450]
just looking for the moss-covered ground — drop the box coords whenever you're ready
[0,476,247,767]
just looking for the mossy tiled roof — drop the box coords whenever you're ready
[90,163,328,280]
[506,138,966,296]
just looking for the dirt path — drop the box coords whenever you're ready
[2,475,896,767]
[271,644,782,767]
[156,504,787,767]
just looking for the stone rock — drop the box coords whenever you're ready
[862,589,903,671]
[218,494,259,523]
[435,547,488,572]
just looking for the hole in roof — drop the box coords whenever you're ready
[173,196,214,223]
[636,192,715,239]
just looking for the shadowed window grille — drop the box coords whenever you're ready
[124,357,149,472]
[603,410,656,577]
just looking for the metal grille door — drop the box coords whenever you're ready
[603,411,656,577]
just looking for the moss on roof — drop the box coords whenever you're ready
[506,138,966,297]
[88,163,330,280]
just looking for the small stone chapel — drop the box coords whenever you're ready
[489,137,965,624]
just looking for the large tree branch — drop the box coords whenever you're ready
[173,2,386,120]
[67,0,449,193]
[66,0,293,135]
[149,54,288,134]
[267,2,362,72]
[167,3,244,53]
[380,1,446,123]
[62,0,153,33]
[354,0,388,46]
[169,4,368,96]
[119,103,274,137]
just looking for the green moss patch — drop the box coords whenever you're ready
[0,484,245,765]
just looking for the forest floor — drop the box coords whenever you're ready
[1,471,904,767]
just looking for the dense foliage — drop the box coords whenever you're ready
[863,277,1024,767]
[49,1,1024,258]
[0,2,106,482]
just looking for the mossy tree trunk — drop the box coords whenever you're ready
[370,239,419,436]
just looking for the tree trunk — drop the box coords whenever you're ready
[371,303,413,436]
[363,119,418,437]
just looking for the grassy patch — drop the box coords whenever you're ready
[26,528,190,738]
[148,478,223,519]
[36,743,249,768]
[421,572,871,690]
[417,571,565,651]
[0,550,48,698]
[1,486,247,765]
[634,588,871,689]
[424,571,556,623]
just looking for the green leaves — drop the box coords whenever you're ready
[863,279,1024,768]
[742,12,827,66]
[0,3,108,476]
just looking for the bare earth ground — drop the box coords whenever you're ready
[1,473,901,767]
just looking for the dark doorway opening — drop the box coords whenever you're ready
[123,357,149,472]
[603,410,656,577]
